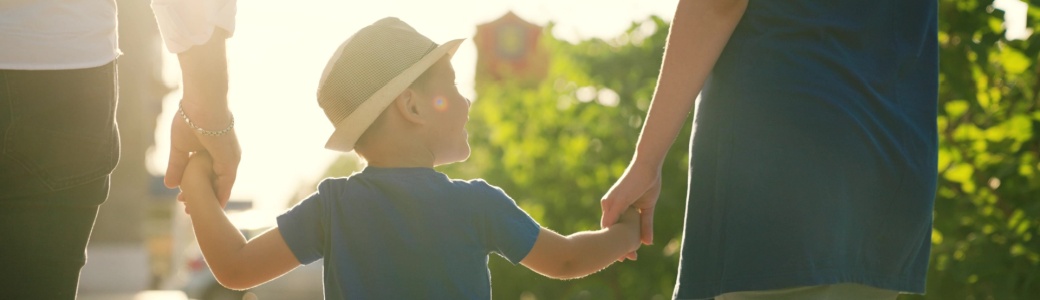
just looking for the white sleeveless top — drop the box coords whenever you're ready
[0,0,119,70]
[0,0,234,70]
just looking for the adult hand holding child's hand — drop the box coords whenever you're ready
[602,161,662,261]
[178,152,217,214]
[165,29,241,209]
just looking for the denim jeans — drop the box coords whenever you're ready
[0,62,120,299]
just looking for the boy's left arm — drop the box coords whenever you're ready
[180,153,300,290]
[519,208,641,279]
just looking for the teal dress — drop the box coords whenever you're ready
[675,1,938,299]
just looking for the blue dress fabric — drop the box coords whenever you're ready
[675,1,938,299]
[277,167,540,300]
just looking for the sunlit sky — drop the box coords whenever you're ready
[151,0,681,213]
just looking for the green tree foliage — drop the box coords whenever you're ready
[908,1,1040,299]
[317,2,1040,298]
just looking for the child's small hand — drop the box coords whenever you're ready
[615,207,641,261]
[179,152,216,212]
[617,207,640,228]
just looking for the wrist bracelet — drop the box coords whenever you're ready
[179,104,234,136]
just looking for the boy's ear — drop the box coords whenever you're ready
[393,88,426,125]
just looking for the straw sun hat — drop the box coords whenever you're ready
[318,17,464,152]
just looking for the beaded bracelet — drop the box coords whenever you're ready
[179,104,234,136]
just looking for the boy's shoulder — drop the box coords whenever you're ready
[443,176,508,196]
[300,170,524,219]
[445,178,518,208]
[314,168,505,197]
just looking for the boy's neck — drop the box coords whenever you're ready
[357,135,436,169]
[364,158,433,169]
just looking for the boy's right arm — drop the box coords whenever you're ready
[520,208,640,279]
[180,153,300,290]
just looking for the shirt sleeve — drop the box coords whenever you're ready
[150,0,236,53]
[475,180,541,265]
[276,181,329,265]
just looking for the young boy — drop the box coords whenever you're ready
[178,17,640,299]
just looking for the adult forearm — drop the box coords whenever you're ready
[177,29,230,123]
[633,0,747,167]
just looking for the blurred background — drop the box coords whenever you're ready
[82,0,1038,299]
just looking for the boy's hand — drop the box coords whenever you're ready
[179,152,217,212]
[617,207,640,227]
[615,207,642,261]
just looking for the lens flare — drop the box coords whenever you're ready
[433,96,448,112]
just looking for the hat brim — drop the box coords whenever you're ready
[324,38,465,152]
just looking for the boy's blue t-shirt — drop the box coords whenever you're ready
[676,1,938,299]
[277,167,540,300]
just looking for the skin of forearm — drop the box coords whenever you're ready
[549,223,640,279]
[634,0,748,167]
[184,190,251,289]
[177,28,230,122]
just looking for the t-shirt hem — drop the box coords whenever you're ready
[675,269,926,300]
[0,55,119,71]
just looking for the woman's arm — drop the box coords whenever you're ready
[180,153,299,290]
[601,0,748,246]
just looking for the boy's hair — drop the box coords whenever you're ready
[315,17,463,153]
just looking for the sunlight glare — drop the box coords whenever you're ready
[434,96,449,112]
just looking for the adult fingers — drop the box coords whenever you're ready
[209,145,240,207]
[601,195,635,229]
[213,169,236,208]
[167,115,205,188]
[165,148,189,188]
[600,185,640,228]
[199,131,241,206]
[640,206,656,245]
[635,178,661,245]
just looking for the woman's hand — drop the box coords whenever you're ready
[601,160,662,258]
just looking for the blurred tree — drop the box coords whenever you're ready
[903,1,1040,299]
[315,1,1040,298]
